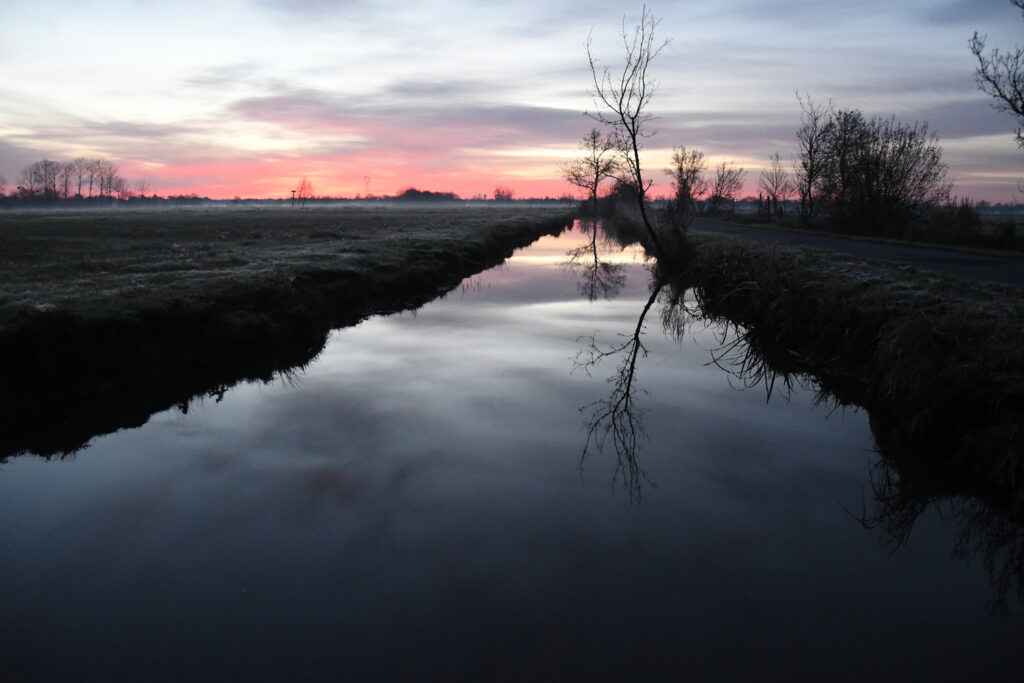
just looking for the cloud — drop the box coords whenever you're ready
[925,0,1016,26]
[902,97,1014,140]
[248,0,360,14]
[226,84,587,155]
[184,63,264,90]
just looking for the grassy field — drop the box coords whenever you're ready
[0,204,572,330]
[0,204,573,457]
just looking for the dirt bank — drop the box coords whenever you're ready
[0,205,573,458]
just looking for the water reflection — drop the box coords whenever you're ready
[561,217,628,301]
[3,219,1023,677]
[572,219,1024,610]
[574,277,664,501]
[866,439,1024,614]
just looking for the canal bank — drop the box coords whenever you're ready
[0,206,573,458]
[672,228,1024,516]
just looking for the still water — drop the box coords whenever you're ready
[2,224,1021,681]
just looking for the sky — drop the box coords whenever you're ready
[0,0,1022,201]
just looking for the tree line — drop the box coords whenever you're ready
[4,157,148,201]
[564,89,951,240]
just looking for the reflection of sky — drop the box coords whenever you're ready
[1,227,1023,678]
[0,1,1021,200]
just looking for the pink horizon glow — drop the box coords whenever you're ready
[124,161,1015,204]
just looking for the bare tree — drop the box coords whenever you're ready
[296,176,314,206]
[0,173,6,196]
[40,160,60,199]
[18,160,61,199]
[85,159,102,197]
[93,159,119,197]
[135,179,151,197]
[817,111,950,231]
[758,152,792,218]
[794,92,833,220]
[72,157,88,197]
[664,145,708,227]
[110,176,127,200]
[587,5,671,257]
[560,128,620,214]
[16,166,38,198]
[58,161,74,199]
[493,185,514,201]
[705,160,746,215]
[970,1,1024,147]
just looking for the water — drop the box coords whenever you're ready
[1,224,1021,681]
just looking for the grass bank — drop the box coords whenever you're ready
[0,205,573,458]
[672,230,1024,514]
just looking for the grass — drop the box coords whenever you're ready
[0,204,572,329]
[0,204,573,458]
[666,229,1024,515]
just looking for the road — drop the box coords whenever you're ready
[692,219,1024,290]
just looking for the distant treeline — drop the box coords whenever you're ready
[0,191,575,209]
[394,187,460,201]
[1,157,146,201]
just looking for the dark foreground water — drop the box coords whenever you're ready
[2,225,1022,681]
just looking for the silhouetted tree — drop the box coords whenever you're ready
[94,159,117,197]
[817,111,950,231]
[794,93,833,220]
[818,109,870,211]
[58,161,74,199]
[705,160,746,215]
[71,157,88,197]
[560,128,620,214]
[493,185,514,201]
[90,158,123,198]
[664,146,708,227]
[0,173,5,196]
[113,176,130,200]
[758,151,792,218]
[395,187,459,201]
[971,1,1024,147]
[296,176,313,206]
[85,158,100,197]
[587,6,671,257]
[18,160,61,199]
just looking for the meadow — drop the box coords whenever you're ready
[0,204,572,331]
[0,204,573,456]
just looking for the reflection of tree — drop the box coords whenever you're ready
[685,279,1024,613]
[577,266,1024,610]
[866,451,1024,615]
[574,274,666,501]
[705,320,811,402]
[562,219,627,301]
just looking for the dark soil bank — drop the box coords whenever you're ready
[0,206,573,458]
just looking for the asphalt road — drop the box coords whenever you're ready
[692,219,1024,290]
